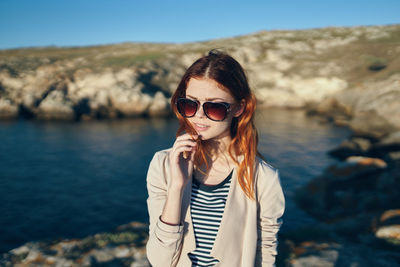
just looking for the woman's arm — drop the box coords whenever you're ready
[146,134,197,266]
[146,152,185,267]
[255,166,285,266]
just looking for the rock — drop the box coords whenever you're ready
[0,98,18,119]
[114,246,130,258]
[328,137,372,160]
[53,258,74,267]
[305,97,352,122]
[346,156,387,168]
[148,91,170,116]
[388,151,400,161]
[379,131,400,146]
[0,221,149,266]
[91,248,115,263]
[131,248,149,267]
[369,131,400,158]
[288,242,340,267]
[375,209,400,245]
[349,110,396,140]
[51,240,80,254]
[19,68,62,107]
[9,245,29,256]
[256,87,303,108]
[45,256,57,265]
[111,88,153,117]
[334,74,400,135]
[23,249,41,263]
[36,89,75,120]
[69,69,147,119]
[117,221,148,232]
[266,50,293,71]
[131,259,150,267]
[290,250,339,267]
[255,76,348,108]
[296,156,388,221]
[380,210,400,222]
[0,71,25,92]
[353,138,373,152]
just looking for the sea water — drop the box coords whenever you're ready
[0,108,350,253]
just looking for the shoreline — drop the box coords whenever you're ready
[278,107,400,266]
[1,222,149,267]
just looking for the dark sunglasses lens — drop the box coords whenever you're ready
[204,102,227,121]
[177,99,197,117]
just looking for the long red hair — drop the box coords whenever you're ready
[171,50,261,199]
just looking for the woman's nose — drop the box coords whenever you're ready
[195,103,206,118]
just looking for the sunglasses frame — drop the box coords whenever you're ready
[175,97,233,121]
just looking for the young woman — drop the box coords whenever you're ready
[146,50,285,267]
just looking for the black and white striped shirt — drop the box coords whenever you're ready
[188,171,233,267]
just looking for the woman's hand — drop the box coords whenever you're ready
[168,133,198,190]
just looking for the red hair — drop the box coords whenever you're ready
[171,50,261,199]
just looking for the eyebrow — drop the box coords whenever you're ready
[186,94,226,101]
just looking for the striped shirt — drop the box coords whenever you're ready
[188,171,233,267]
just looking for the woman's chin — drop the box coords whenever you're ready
[198,134,208,141]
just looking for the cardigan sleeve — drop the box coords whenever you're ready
[255,163,285,267]
[146,151,185,267]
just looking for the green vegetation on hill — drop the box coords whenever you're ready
[1,24,399,84]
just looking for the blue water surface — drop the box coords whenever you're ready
[0,109,351,253]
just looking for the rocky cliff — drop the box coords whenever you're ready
[1,24,399,133]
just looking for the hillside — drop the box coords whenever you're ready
[0,24,399,134]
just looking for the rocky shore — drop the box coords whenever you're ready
[0,222,150,267]
[281,114,400,266]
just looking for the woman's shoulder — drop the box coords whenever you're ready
[147,148,173,183]
[153,147,172,158]
[255,156,278,177]
[148,147,173,170]
[254,156,281,190]
[253,156,283,202]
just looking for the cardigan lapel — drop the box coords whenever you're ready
[210,167,248,260]
[183,156,247,262]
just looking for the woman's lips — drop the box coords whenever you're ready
[193,123,210,132]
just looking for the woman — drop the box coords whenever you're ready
[146,50,285,267]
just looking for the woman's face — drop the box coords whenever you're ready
[185,77,243,141]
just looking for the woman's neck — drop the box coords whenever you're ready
[195,134,236,178]
[205,133,232,158]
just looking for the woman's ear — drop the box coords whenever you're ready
[233,99,246,117]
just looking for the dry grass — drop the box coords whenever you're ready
[0,24,399,85]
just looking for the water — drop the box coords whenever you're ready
[0,109,351,253]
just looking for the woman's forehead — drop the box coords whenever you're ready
[186,78,233,100]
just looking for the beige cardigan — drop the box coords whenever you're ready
[146,149,285,267]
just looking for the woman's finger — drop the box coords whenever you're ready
[175,133,198,142]
[174,139,197,148]
[171,139,197,157]
[172,146,195,163]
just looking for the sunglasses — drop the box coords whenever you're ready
[176,98,232,121]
